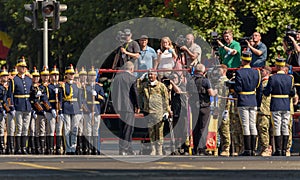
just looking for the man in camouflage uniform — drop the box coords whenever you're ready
[139,69,171,155]
[257,66,272,156]
[216,64,230,157]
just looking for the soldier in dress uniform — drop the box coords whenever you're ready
[29,67,47,154]
[263,59,296,156]
[83,67,105,155]
[47,66,64,155]
[61,64,82,155]
[0,68,9,154]
[234,52,262,156]
[6,67,17,154]
[76,67,87,155]
[39,66,56,154]
[7,57,32,154]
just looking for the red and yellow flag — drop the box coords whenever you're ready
[0,22,13,60]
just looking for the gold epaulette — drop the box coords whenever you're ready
[33,83,40,87]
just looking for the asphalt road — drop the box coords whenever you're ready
[1,155,300,180]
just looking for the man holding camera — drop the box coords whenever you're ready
[246,32,267,67]
[217,30,241,68]
[180,34,202,68]
[283,30,300,64]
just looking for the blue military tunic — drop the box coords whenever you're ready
[7,74,32,112]
[263,71,295,111]
[0,84,8,113]
[47,83,63,114]
[61,82,82,115]
[234,65,262,107]
[84,83,105,115]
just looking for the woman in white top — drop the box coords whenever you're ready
[156,37,178,79]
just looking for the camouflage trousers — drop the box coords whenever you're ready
[219,116,230,150]
[257,114,272,149]
[230,112,243,154]
[147,113,164,144]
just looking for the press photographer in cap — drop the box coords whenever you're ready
[119,29,140,67]
[263,58,296,156]
[234,52,262,156]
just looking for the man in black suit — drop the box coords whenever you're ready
[111,61,140,155]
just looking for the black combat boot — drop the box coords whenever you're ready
[21,136,28,155]
[282,135,289,156]
[15,136,22,154]
[82,136,88,155]
[240,135,251,156]
[273,136,282,156]
[40,136,46,155]
[251,135,257,156]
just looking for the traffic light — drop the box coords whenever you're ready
[42,0,55,18]
[53,1,67,30]
[24,2,39,29]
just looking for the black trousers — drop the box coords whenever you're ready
[119,112,135,152]
[192,106,211,150]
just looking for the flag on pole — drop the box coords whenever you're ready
[0,22,13,61]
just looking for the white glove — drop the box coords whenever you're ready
[59,114,65,122]
[51,109,57,118]
[163,112,169,119]
[10,110,16,118]
[139,73,148,81]
[54,88,59,94]
[2,110,6,118]
[222,110,229,120]
[92,90,97,96]
[36,90,42,97]
[32,111,37,119]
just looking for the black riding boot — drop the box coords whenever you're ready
[28,136,35,154]
[92,136,100,155]
[40,136,46,155]
[47,136,54,155]
[240,135,251,156]
[35,137,41,154]
[282,135,289,156]
[274,136,282,156]
[56,136,63,155]
[15,136,22,154]
[251,135,257,156]
[21,136,28,155]
[6,136,15,155]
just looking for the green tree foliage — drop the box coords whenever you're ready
[0,0,299,68]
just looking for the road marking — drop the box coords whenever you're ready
[7,162,61,170]
[155,162,173,165]
[177,164,195,168]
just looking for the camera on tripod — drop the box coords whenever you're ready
[284,25,298,51]
[239,36,252,49]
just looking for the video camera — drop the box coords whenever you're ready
[239,36,252,49]
[284,25,298,51]
[210,32,222,51]
[116,31,126,44]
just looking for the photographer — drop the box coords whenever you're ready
[217,30,241,68]
[246,32,267,67]
[180,34,202,68]
[283,30,300,66]
[119,29,140,67]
